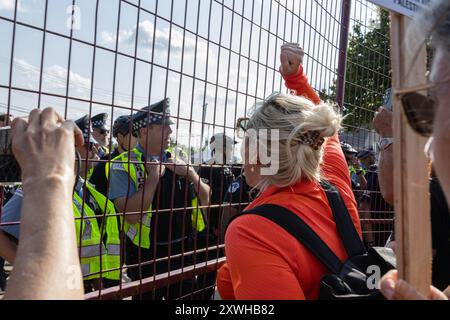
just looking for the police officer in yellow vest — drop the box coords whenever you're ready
[74,117,121,291]
[107,98,210,300]
[72,177,121,292]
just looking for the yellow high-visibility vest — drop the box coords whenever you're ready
[73,191,106,281]
[84,183,121,281]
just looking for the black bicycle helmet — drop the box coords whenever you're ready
[113,115,134,138]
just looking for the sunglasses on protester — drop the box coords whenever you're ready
[396,83,437,138]
[97,128,109,135]
[235,117,249,139]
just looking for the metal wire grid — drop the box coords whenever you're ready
[340,0,394,247]
[0,0,393,299]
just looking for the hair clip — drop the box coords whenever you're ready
[298,131,325,150]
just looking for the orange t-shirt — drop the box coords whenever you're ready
[216,67,361,300]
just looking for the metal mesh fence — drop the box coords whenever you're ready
[339,0,394,249]
[0,0,393,300]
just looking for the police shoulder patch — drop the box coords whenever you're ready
[201,178,209,184]
[229,181,240,193]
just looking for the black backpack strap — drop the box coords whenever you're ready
[227,204,343,274]
[319,180,366,256]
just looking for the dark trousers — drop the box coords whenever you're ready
[194,233,224,300]
[103,278,121,289]
[125,236,197,300]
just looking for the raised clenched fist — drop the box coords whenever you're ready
[279,43,305,77]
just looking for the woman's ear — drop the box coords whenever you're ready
[139,126,146,139]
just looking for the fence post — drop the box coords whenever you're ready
[390,12,431,296]
[336,0,352,110]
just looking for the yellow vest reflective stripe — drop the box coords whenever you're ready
[72,191,106,281]
[105,149,152,249]
[85,183,121,281]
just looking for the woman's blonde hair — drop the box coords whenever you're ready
[246,93,341,192]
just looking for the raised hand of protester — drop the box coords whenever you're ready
[6,107,84,300]
[279,43,304,77]
[373,107,393,138]
[11,107,83,186]
[380,270,449,300]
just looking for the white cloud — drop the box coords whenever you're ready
[100,29,133,46]
[134,20,154,47]
[13,58,91,95]
[100,31,116,45]
[45,64,91,92]
[0,0,14,10]
[0,0,25,11]
[101,20,198,54]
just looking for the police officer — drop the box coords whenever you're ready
[341,142,367,197]
[357,149,392,247]
[91,113,110,158]
[196,133,236,299]
[89,115,138,197]
[107,98,210,300]
[75,116,122,289]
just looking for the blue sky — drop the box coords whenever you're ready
[0,0,378,152]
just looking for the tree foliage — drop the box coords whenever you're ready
[321,9,391,130]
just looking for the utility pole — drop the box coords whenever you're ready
[200,103,208,164]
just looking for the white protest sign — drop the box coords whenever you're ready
[369,0,429,17]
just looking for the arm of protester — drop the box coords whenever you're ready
[373,107,394,205]
[279,44,357,220]
[112,161,164,225]
[5,108,84,300]
[380,270,448,300]
[279,43,321,105]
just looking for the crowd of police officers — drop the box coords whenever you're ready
[0,101,250,300]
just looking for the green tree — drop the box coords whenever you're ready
[322,9,391,130]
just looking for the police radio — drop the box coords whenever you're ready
[0,127,21,184]
[383,88,393,111]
